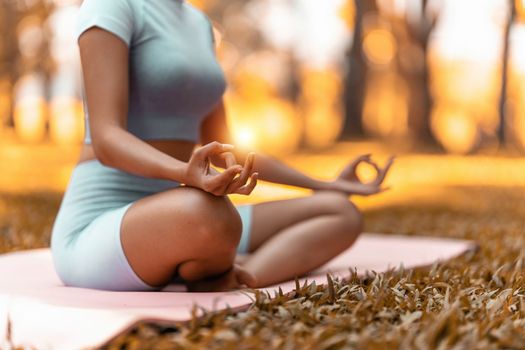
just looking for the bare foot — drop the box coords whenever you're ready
[185,264,258,292]
[234,254,251,266]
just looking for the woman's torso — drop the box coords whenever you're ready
[77,0,226,165]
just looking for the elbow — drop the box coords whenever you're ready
[91,131,114,167]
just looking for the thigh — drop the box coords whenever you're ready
[53,204,156,291]
[120,186,242,288]
[247,192,359,252]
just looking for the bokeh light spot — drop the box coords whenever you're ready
[363,29,397,66]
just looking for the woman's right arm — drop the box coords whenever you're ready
[79,28,252,195]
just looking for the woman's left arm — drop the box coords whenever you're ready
[200,101,329,190]
[200,100,394,195]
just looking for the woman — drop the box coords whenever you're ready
[50,0,394,292]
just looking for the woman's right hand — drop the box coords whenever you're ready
[183,141,258,196]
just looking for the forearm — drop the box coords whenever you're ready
[213,150,330,191]
[253,153,331,190]
[93,127,188,183]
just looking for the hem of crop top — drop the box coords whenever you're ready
[83,136,201,145]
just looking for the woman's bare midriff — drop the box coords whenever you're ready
[78,140,197,164]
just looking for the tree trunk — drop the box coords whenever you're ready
[498,0,516,145]
[0,0,18,128]
[394,0,436,144]
[341,0,378,139]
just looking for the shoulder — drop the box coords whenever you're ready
[182,2,213,25]
[182,3,216,42]
[78,0,144,21]
[78,0,136,13]
[76,0,145,47]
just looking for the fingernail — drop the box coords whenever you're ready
[222,144,234,149]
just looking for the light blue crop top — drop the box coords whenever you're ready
[76,0,227,143]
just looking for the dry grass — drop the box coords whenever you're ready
[0,192,59,253]
[2,185,525,349]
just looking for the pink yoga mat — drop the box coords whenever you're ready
[0,233,476,350]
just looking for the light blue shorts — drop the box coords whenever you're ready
[50,160,253,291]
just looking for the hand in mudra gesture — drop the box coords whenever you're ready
[329,154,395,196]
[184,141,258,196]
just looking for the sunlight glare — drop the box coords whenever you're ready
[235,127,256,148]
[431,108,479,154]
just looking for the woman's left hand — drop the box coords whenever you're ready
[325,154,395,196]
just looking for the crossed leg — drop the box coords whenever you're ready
[120,187,362,290]
[120,186,244,289]
[238,191,363,287]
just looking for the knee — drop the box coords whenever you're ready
[315,191,363,236]
[342,200,363,236]
[181,187,243,253]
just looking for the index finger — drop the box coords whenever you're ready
[374,156,396,185]
[229,152,255,191]
[219,151,238,168]
[350,154,372,167]
[340,154,372,178]
[205,165,243,194]
[193,141,234,161]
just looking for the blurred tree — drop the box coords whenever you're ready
[204,0,302,148]
[341,0,440,144]
[0,0,18,129]
[0,0,53,132]
[499,0,516,144]
[392,0,437,144]
[341,0,378,138]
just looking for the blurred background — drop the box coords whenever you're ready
[1,0,524,154]
[3,2,525,346]
[1,0,525,198]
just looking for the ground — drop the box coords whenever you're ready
[1,140,525,349]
